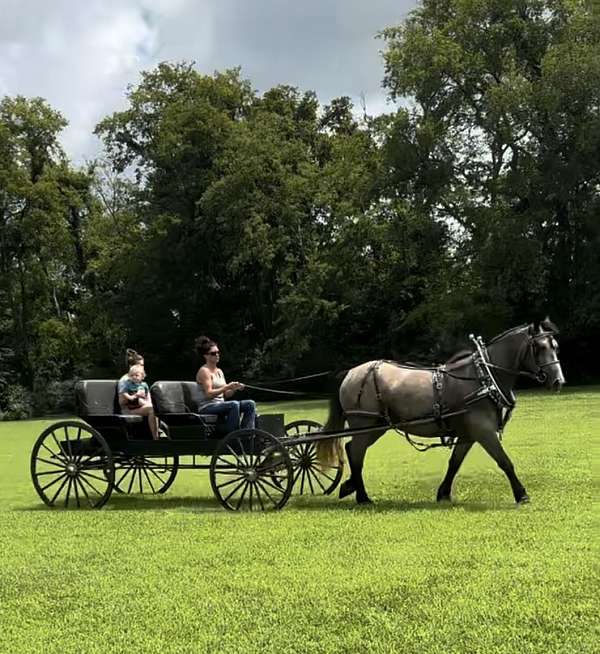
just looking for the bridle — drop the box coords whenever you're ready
[482,330,562,383]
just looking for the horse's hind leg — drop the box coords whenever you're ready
[478,432,529,504]
[436,440,474,502]
[338,441,356,499]
[339,430,384,504]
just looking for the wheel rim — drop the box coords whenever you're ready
[31,421,114,509]
[285,420,343,496]
[113,455,178,495]
[210,429,293,511]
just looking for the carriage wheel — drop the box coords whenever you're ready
[210,428,293,511]
[30,420,114,509]
[113,455,178,495]
[285,419,344,496]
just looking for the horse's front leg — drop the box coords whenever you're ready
[436,439,474,502]
[478,432,529,504]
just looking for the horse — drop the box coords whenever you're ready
[316,319,565,505]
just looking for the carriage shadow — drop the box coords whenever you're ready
[17,495,224,512]
[17,494,520,513]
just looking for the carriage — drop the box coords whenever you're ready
[30,380,344,511]
[30,321,565,510]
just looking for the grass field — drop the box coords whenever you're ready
[0,388,598,654]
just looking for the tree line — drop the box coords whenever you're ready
[1,0,598,418]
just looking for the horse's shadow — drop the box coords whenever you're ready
[288,496,518,513]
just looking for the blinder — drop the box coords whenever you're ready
[527,330,562,382]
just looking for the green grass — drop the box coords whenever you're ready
[0,388,598,653]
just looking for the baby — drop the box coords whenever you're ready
[120,364,151,410]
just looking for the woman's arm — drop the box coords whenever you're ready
[197,367,237,399]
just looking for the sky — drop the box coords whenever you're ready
[0,0,418,162]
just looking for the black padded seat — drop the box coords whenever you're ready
[151,381,219,438]
[76,380,120,416]
[75,380,142,423]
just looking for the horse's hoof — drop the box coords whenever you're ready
[437,494,452,503]
[517,494,530,505]
[339,481,355,499]
[356,496,373,505]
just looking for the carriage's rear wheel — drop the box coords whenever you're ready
[210,428,293,511]
[285,419,344,496]
[30,420,114,509]
[113,455,178,495]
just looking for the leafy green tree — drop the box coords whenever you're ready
[381,0,600,348]
[0,96,97,393]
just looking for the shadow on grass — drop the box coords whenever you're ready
[289,495,520,513]
[17,492,519,513]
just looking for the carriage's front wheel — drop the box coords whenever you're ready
[30,420,114,509]
[285,419,344,496]
[210,428,293,511]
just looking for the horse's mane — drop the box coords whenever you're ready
[487,323,529,345]
[445,349,472,365]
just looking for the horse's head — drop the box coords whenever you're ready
[525,318,565,392]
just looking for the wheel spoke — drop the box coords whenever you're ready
[35,469,65,477]
[226,444,245,466]
[115,465,134,489]
[306,467,316,494]
[35,456,66,469]
[49,475,70,505]
[73,475,81,508]
[254,477,280,508]
[257,475,288,495]
[145,465,167,486]
[141,465,157,493]
[64,425,73,458]
[237,435,252,468]
[75,476,94,507]
[252,481,265,510]
[79,470,110,485]
[299,468,307,495]
[234,480,250,510]
[50,431,69,460]
[307,467,327,493]
[64,478,73,508]
[215,474,246,490]
[78,472,106,497]
[223,477,247,504]
[40,441,62,459]
[40,472,67,493]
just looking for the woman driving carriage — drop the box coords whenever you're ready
[195,336,256,433]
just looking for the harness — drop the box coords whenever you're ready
[348,329,561,452]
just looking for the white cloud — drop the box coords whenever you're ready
[0,0,416,162]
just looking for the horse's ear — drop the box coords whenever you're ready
[541,316,559,334]
[528,323,537,336]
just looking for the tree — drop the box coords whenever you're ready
[381,0,600,354]
[0,96,97,393]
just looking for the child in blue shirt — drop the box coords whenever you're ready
[118,364,158,438]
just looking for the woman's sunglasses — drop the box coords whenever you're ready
[208,350,220,356]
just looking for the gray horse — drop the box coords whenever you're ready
[317,320,565,505]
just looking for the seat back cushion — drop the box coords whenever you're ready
[151,381,187,414]
[76,380,119,417]
[181,382,206,412]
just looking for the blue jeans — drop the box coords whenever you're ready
[200,400,256,433]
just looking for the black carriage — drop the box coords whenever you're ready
[30,380,343,511]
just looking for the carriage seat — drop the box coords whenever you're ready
[75,380,143,426]
[150,381,218,438]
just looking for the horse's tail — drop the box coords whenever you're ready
[316,371,347,469]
